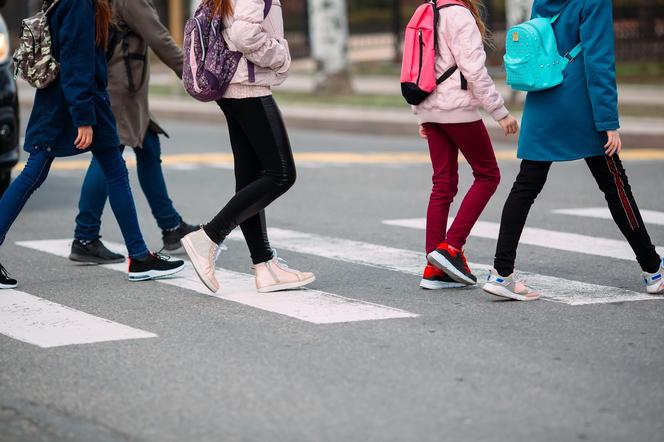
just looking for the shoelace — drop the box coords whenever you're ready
[0,263,12,279]
[153,251,172,261]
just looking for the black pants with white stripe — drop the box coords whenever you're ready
[494,155,661,277]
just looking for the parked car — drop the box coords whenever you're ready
[0,3,20,198]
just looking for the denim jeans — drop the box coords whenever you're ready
[75,129,181,242]
[0,148,149,259]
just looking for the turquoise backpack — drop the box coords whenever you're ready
[504,1,583,92]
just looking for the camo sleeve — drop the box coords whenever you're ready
[57,0,97,128]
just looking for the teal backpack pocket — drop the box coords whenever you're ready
[504,6,582,92]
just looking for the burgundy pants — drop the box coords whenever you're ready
[424,120,501,254]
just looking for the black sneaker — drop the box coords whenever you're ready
[162,222,200,253]
[427,242,477,285]
[0,263,18,289]
[128,252,185,282]
[69,239,126,264]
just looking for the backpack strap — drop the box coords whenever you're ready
[435,66,468,91]
[43,0,61,14]
[248,0,273,83]
[551,0,574,24]
[564,43,583,62]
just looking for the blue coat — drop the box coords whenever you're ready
[517,0,620,162]
[24,0,119,157]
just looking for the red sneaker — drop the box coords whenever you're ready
[427,243,477,285]
[420,264,465,290]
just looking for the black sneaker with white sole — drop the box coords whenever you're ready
[427,243,477,285]
[0,263,18,289]
[69,239,126,264]
[128,253,185,282]
[162,222,200,253]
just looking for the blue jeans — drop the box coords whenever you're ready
[75,129,181,242]
[0,148,149,259]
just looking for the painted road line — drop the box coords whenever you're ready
[13,149,664,172]
[227,228,660,306]
[16,240,418,324]
[382,218,664,262]
[553,208,664,226]
[0,290,156,348]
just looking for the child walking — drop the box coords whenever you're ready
[0,0,184,289]
[483,0,664,300]
[181,0,315,293]
[412,0,519,289]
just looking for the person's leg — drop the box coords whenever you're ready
[493,160,552,277]
[203,97,296,256]
[133,129,182,231]
[91,147,149,259]
[423,123,459,255]
[444,121,501,250]
[585,155,661,273]
[0,151,53,246]
[219,110,273,264]
[74,150,116,242]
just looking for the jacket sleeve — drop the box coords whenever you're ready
[580,0,620,131]
[228,0,289,70]
[58,0,96,127]
[120,0,184,77]
[443,8,508,122]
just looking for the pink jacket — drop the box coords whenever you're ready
[413,6,508,124]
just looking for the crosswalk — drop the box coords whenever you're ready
[1,207,662,348]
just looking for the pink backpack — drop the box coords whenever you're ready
[400,0,468,105]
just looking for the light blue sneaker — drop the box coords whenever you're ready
[643,258,664,295]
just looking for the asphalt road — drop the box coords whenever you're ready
[1,118,663,442]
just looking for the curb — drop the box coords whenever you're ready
[19,95,664,150]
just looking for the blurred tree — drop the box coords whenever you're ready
[308,0,353,94]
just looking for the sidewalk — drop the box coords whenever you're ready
[18,79,664,149]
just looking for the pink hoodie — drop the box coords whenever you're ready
[413,6,509,124]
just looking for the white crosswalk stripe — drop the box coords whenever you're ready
[0,290,157,348]
[228,228,660,306]
[382,218,664,262]
[16,240,418,325]
[552,208,664,226]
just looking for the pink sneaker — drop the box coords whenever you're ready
[482,269,541,301]
[254,253,315,293]
[181,229,220,293]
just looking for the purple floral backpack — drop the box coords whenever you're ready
[183,0,272,102]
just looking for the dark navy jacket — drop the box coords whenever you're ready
[24,0,119,157]
[518,0,620,162]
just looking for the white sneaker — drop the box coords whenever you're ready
[483,269,541,301]
[181,230,220,293]
[643,258,664,295]
[254,252,315,293]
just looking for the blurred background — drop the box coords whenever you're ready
[3,0,663,146]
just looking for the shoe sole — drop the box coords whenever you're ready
[0,282,18,289]
[257,276,316,293]
[69,253,125,265]
[427,251,476,286]
[128,263,186,282]
[181,236,220,293]
[419,279,466,290]
[482,283,540,302]
[646,284,664,295]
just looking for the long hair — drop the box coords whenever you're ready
[206,0,234,17]
[458,0,493,47]
[95,0,113,49]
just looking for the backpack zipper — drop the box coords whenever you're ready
[416,29,423,86]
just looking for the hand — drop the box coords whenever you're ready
[498,115,519,136]
[75,126,93,150]
[419,125,429,139]
[604,130,622,156]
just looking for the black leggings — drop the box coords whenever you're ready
[494,155,661,276]
[204,96,296,264]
